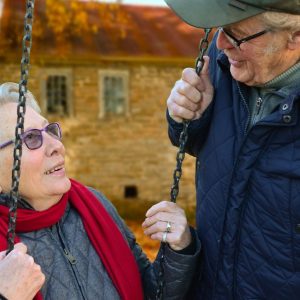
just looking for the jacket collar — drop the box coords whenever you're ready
[0,193,35,210]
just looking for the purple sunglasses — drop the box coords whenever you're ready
[0,122,62,150]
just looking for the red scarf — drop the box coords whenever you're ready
[0,179,143,300]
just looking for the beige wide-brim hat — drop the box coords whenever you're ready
[165,0,300,28]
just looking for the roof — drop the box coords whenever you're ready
[0,0,207,61]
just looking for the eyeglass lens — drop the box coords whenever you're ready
[23,130,43,150]
[46,123,62,140]
[220,28,239,48]
[23,123,61,150]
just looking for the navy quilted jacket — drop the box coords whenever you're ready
[168,35,300,300]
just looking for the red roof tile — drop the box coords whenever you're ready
[0,0,208,59]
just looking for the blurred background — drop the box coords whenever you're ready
[0,0,205,260]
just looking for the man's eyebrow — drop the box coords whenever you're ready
[226,26,247,36]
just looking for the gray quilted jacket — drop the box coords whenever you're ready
[0,188,200,300]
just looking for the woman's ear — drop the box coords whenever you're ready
[288,31,300,50]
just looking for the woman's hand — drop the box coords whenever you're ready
[167,56,214,123]
[0,243,45,300]
[142,201,191,251]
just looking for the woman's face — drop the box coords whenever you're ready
[0,103,71,210]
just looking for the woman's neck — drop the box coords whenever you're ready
[26,195,63,211]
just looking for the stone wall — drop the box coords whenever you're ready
[0,60,197,206]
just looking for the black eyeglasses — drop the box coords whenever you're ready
[219,27,269,49]
[0,122,62,150]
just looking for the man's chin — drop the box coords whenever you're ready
[230,68,255,86]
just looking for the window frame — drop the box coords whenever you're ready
[98,69,129,119]
[40,68,73,117]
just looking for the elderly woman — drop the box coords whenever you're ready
[0,82,200,300]
[165,0,300,299]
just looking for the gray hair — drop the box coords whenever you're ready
[0,82,41,113]
[260,11,300,32]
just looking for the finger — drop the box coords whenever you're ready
[149,231,168,242]
[0,250,6,260]
[181,68,202,89]
[145,201,178,218]
[176,81,202,105]
[182,67,207,93]
[143,212,174,228]
[150,231,180,243]
[201,55,210,76]
[14,242,28,254]
[26,254,35,266]
[200,56,214,101]
[143,221,174,236]
[172,91,201,112]
[33,262,42,272]
[168,102,197,121]
[143,212,185,232]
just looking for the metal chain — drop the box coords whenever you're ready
[6,0,35,253]
[155,28,211,300]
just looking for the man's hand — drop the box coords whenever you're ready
[167,56,214,123]
[0,243,45,300]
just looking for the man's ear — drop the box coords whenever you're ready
[288,31,300,50]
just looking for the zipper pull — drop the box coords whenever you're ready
[256,97,263,115]
[64,249,77,265]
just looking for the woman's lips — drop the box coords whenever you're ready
[46,167,66,177]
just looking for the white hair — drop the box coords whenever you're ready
[0,82,41,113]
[260,11,300,32]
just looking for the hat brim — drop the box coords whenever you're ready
[165,0,265,28]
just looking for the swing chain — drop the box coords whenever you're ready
[155,28,211,300]
[7,0,35,254]
[195,28,211,75]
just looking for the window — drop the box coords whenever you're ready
[99,70,129,118]
[46,76,67,114]
[40,69,73,116]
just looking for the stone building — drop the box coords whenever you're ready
[0,0,206,205]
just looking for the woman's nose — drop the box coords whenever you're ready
[216,29,235,50]
[44,133,65,156]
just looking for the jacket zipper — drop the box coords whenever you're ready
[256,97,263,114]
[251,97,263,126]
[55,223,88,300]
[237,82,250,135]
[212,82,251,300]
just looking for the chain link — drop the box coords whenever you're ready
[7,0,35,254]
[155,28,211,300]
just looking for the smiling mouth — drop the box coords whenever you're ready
[45,165,64,175]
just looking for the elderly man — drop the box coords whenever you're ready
[165,0,300,299]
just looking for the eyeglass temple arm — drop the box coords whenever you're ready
[0,140,15,149]
[240,29,269,43]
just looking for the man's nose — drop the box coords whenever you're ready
[216,29,235,50]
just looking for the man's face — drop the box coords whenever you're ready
[0,103,71,210]
[216,16,298,86]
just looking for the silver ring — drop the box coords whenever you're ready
[166,221,171,233]
[162,231,168,243]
